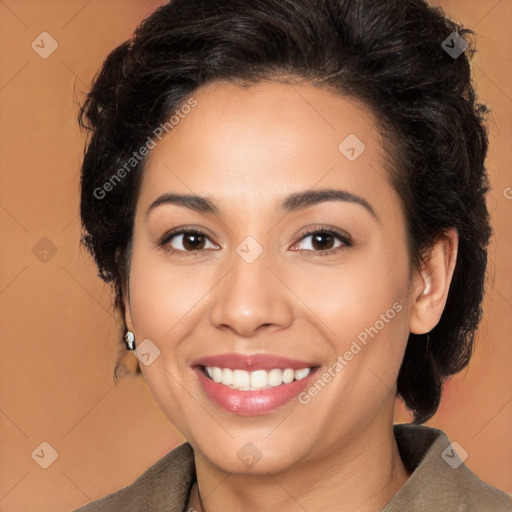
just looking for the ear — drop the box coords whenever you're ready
[409,228,458,335]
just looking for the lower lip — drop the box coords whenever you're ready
[194,368,316,415]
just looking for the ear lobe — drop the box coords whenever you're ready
[409,228,458,335]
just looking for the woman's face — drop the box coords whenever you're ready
[125,80,422,474]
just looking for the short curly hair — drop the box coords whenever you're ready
[79,0,491,423]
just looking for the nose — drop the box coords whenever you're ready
[210,250,294,338]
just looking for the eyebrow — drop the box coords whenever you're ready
[147,193,219,216]
[282,189,377,219]
[146,188,377,220]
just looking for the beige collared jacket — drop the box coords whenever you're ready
[71,424,512,511]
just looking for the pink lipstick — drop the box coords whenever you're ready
[192,353,318,415]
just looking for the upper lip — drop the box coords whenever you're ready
[191,353,318,371]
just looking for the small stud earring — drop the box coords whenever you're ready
[125,331,135,350]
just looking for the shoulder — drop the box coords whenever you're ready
[70,442,195,512]
[383,424,512,512]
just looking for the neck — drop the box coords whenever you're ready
[188,410,410,512]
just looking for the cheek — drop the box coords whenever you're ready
[312,244,412,380]
[300,246,410,336]
[127,250,208,339]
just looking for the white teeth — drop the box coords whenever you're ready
[250,370,268,389]
[268,368,283,387]
[212,367,223,383]
[233,369,250,388]
[294,368,310,380]
[204,366,311,391]
[221,368,233,386]
[282,368,295,384]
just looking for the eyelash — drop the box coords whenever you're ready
[157,225,352,257]
[158,228,217,257]
[294,226,352,256]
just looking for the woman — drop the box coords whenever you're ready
[72,0,511,510]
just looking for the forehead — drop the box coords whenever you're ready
[138,80,395,217]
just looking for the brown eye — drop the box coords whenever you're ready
[162,230,217,253]
[292,228,352,254]
[310,232,336,251]
[181,233,206,250]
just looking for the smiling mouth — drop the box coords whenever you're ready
[201,366,314,391]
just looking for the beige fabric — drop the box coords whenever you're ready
[381,425,512,511]
[71,424,512,511]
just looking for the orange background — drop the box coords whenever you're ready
[0,1,511,510]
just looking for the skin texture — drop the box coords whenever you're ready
[124,80,458,512]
